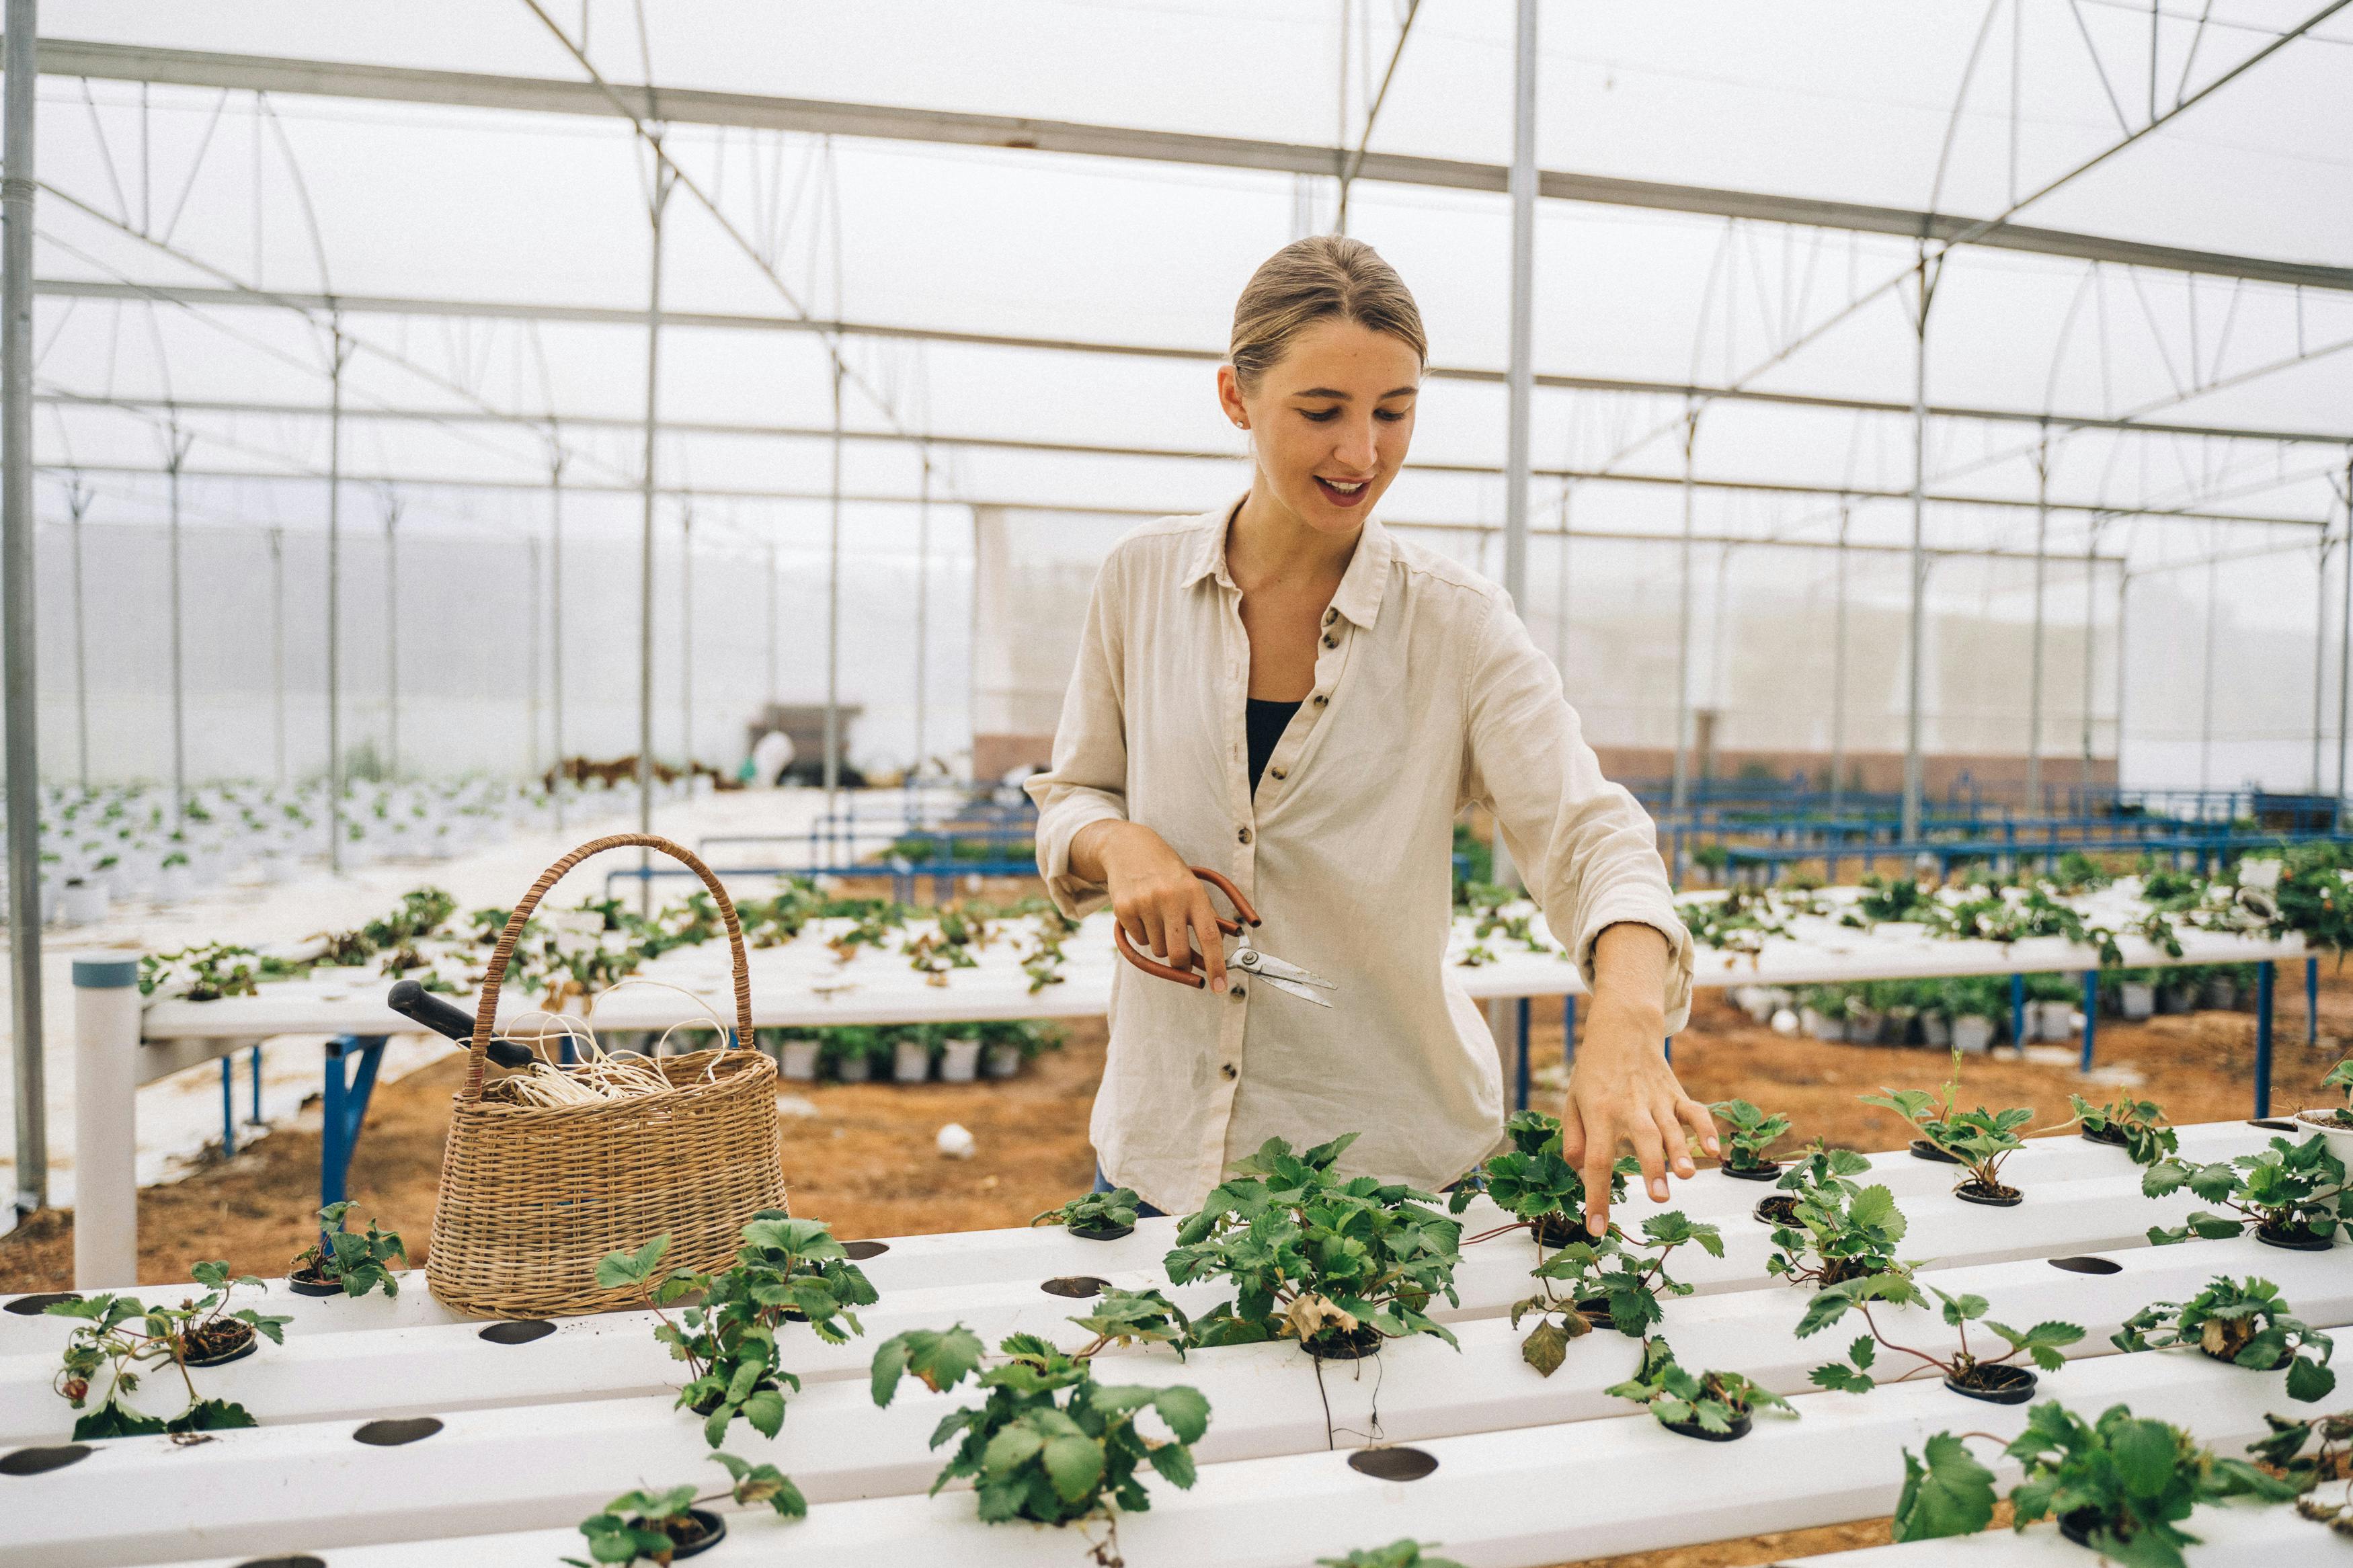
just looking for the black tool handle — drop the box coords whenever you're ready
[386,979,534,1069]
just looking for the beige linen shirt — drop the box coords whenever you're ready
[1026,499,1694,1215]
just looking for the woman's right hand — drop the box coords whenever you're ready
[1072,821,1230,993]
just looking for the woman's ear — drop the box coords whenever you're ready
[1215,364,1250,430]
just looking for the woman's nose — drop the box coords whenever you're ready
[1330,419,1378,472]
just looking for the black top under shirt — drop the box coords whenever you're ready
[1245,698,1302,795]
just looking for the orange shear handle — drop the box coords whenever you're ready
[1112,866,1262,989]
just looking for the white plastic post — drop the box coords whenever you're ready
[73,952,142,1288]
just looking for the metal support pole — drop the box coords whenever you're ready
[2026,431,2049,812]
[166,432,188,827]
[2254,960,2275,1118]
[1902,259,1937,841]
[68,480,87,786]
[637,166,674,882]
[4,2,45,1216]
[524,533,541,780]
[2339,460,2353,804]
[1671,405,1700,813]
[247,1042,261,1126]
[1562,992,1577,1076]
[382,493,399,780]
[268,527,285,786]
[824,352,844,807]
[2009,972,2027,1047]
[1830,504,1849,813]
[1499,0,1537,884]
[2198,549,2219,796]
[2079,970,2098,1072]
[2314,531,2333,794]
[2085,522,2106,788]
[549,453,564,824]
[325,323,348,873]
[218,1057,236,1159]
[914,450,930,777]
[678,507,693,770]
[1513,995,1531,1112]
[2308,955,2321,1048]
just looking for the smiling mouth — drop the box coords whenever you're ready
[1315,476,1371,507]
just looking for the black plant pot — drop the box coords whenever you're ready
[1305,1324,1385,1362]
[1955,1180,2023,1208]
[1574,1296,1618,1331]
[1661,1409,1751,1442]
[2057,1509,2116,1550]
[633,1508,726,1560]
[286,1268,343,1298]
[1533,1213,1601,1249]
[2256,1223,2335,1252]
[2080,1124,2128,1148]
[1070,1221,1135,1243]
[1752,1195,1798,1226]
[1909,1139,1963,1165]
[1720,1160,1783,1182]
[181,1321,257,1368]
[1944,1364,2037,1404]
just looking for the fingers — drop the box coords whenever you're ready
[1626,1114,1670,1206]
[1674,1096,1720,1163]
[1191,889,1230,994]
[1576,1109,1618,1233]
[1654,1100,1696,1181]
[1138,901,1170,963]
[1160,887,1196,977]
[1114,901,1150,956]
[1557,1096,1588,1169]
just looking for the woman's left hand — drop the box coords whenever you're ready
[1556,925,1716,1233]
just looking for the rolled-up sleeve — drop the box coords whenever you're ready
[1462,591,1693,1032]
[1023,550,1133,919]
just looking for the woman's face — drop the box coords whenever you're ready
[1220,317,1420,534]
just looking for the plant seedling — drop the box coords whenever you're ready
[1316,1544,1468,1568]
[1034,1188,1142,1241]
[47,1263,290,1439]
[2306,1060,2353,1131]
[1862,1088,2034,1201]
[1765,1143,1909,1288]
[870,1311,1210,1561]
[563,1451,806,1567]
[1604,1337,1794,1439]
[1707,1099,1792,1175]
[1449,1110,1635,1247]
[594,1213,879,1448]
[1798,1272,2083,1399]
[2069,1092,2180,1166]
[2249,1408,2353,1536]
[289,1200,406,1298]
[2112,1275,2337,1403]
[1511,1212,1724,1375]
[2143,1134,2348,1247]
[1166,1133,1463,1359]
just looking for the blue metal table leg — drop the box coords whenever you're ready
[1514,997,1531,1112]
[248,1043,264,1125]
[1664,1033,1673,1064]
[1563,994,1577,1075]
[2079,971,2098,1072]
[2308,956,2321,1047]
[2009,974,2028,1049]
[2255,962,2275,1120]
[218,1058,237,1158]
[320,1034,389,1212]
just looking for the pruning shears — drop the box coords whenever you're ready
[1113,866,1337,1007]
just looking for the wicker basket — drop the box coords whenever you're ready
[425,833,785,1318]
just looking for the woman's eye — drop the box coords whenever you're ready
[1374,408,1408,423]
[1298,407,1341,423]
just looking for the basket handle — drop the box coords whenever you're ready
[462,833,756,1103]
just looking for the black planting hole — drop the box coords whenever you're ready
[353,1417,443,1447]
[1,1444,92,1477]
[1041,1276,1110,1299]
[234,1558,329,1568]
[1347,1446,1439,1482]
[3,1292,80,1316]
[2249,1119,2299,1132]
[841,1241,890,1260]
[479,1319,557,1346]
[2048,1255,2124,1276]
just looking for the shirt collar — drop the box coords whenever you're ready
[1181,495,1394,631]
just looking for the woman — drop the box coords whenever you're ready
[1027,235,1712,1235]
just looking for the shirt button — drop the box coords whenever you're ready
[1322,633,1339,649]
[1323,608,1338,626]
[1238,827,1252,844]
[1312,694,1328,707]
[1270,766,1287,780]
[1230,985,1246,1000]
[1221,1063,1238,1080]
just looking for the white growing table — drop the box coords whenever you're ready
[4,1120,2350,1568]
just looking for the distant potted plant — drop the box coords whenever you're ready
[2297,1060,2353,1167]
[1708,1098,1793,1180]
[762,1028,822,1083]
[1316,1543,1466,1568]
[2113,1275,2337,1403]
[1604,1337,1794,1442]
[824,1026,881,1082]
[891,1026,936,1083]
[288,1201,406,1298]
[563,1452,806,1565]
[938,1032,984,1083]
[1799,1272,2083,1404]
[46,1263,290,1438]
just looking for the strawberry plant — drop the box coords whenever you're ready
[288,1200,405,1298]
[2070,1092,2179,1166]
[2143,1134,2348,1247]
[869,1306,1210,1561]
[1798,1273,2082,1401]
[1604,1337,1794,1441]
[47,1264,290,1438]
[1317,1544,1467,1568]
[594,1214,879,1448]
[562,1452,805,1566]
[2251,1408,2353,1536]
[2303,1059,2353,1131]
[1765,1145,1909,1287]
[1035,1188,1142,1242]
[1892,1403,2303,1563]
[2113,1275,2336,1403]
[1449,1110,1634,1247]
[1707,1099,1792,1178]
[1166,1133,1463,1359]
[1862,1088,2033,1202]
[1511,1212,1724,1375]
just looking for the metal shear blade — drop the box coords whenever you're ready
[1232,945,1336,1007]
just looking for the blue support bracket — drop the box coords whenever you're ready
[2254,962,2275,1120]
[1563,994,1578,1075]
[218,1058,237,1159]
[2009,973,2028,1049]
[1514,997,1531,1112]
[2308,957,2321,1048]
[320,1034,389,1212]
[2079,971,2098,1073]
[248,1043,264,1124]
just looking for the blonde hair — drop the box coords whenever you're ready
[1228,235,1428,393]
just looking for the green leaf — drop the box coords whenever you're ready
[2286,1354,2337,1404]
[1522,1319,1571,1378]
[982,1422,1047,1476]
[1150,1384,1212,1444]
[1890,1432,1997,1542]
[2110,1417,2180,1499]
[594,1235,671,1290]
[1146,1438,1199,1489]
[741,1385,787,1440]
[1041,1432,1106,1503]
